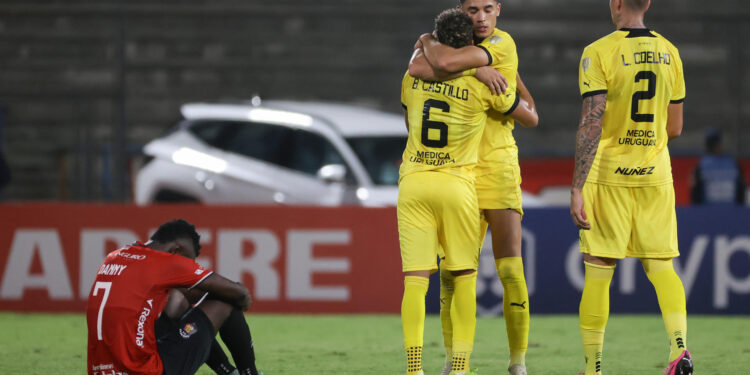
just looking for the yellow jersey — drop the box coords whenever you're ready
[579,28,686,186]
[475,28,520,169]
[399,71,519,182]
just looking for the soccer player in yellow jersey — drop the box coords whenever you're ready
[570,1,692,375]
[399,9,538,375]
[409,2,535,375]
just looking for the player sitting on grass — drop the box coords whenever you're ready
[166,270,261,375]
[86,219,253,375]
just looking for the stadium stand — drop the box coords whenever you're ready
[0,0,747,201]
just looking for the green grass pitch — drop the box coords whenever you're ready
[0,313,747,374]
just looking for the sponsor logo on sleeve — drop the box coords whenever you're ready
[489,35,502,44]
[582,57,591,72]
[179,322,198,338]
[117,252,146,260]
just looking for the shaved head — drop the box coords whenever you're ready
[624,0,649,11]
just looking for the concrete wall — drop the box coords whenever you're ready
[0,0,747,200]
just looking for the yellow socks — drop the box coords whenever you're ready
[580,261,615,375]
[642,258,688,362]
[439,267,455,365]
[496,257,529,367]
[450,272,477,373]
[402,276,429,375]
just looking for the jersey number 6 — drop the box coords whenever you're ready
[631,71,656,122]
[421,99,449,148]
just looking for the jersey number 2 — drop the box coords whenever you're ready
[92,281,112,341]
[631,71,656,122]
[421,99,450,148]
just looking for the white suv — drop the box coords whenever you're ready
[134,99,407,206]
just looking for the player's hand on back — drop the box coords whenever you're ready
[570,188,591,230]
[475,66,508,95]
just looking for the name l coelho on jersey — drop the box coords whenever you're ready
[621,50,672,66]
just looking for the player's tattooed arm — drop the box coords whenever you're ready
[572,93,606,191]
[570,93,605,230]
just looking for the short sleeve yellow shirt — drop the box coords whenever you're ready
[475,28,521,168]
[400,71,519,182]
[579,28,686,186]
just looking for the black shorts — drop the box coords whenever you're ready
[155,308,215,375]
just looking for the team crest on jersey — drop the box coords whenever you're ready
[489,35,502,44]
[582,57,591,72]
[179,323,198,338]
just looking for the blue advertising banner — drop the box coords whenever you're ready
[426,206,750,315]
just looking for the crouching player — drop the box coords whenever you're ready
[86,219,255,375]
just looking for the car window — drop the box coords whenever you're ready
[189,120,346,178]
[188,121,240,149]
[346,136,405,186]
[223,122,291,166]
[286,129,346,176]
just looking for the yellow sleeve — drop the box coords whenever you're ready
[401,71,410,110]
[479,33,516,67]
[488,90,519,115]
[478,33,518,91]
[579,45,607,98]
[670,49,686,103]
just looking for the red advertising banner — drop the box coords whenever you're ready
[0,204,403,313]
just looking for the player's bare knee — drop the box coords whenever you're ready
[198,299,234,334]
[491,233,522,258]
[405,270,431,278]
[163,289,190,320]
[583,253,617,266]
[487,209,523,258]
[449,269,476,277]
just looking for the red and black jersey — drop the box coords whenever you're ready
[86,242,212,375]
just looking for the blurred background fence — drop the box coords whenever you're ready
[0,0,747,201]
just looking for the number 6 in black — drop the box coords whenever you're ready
[421,99,450,148]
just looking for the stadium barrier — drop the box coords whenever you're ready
[0,204,748,314]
